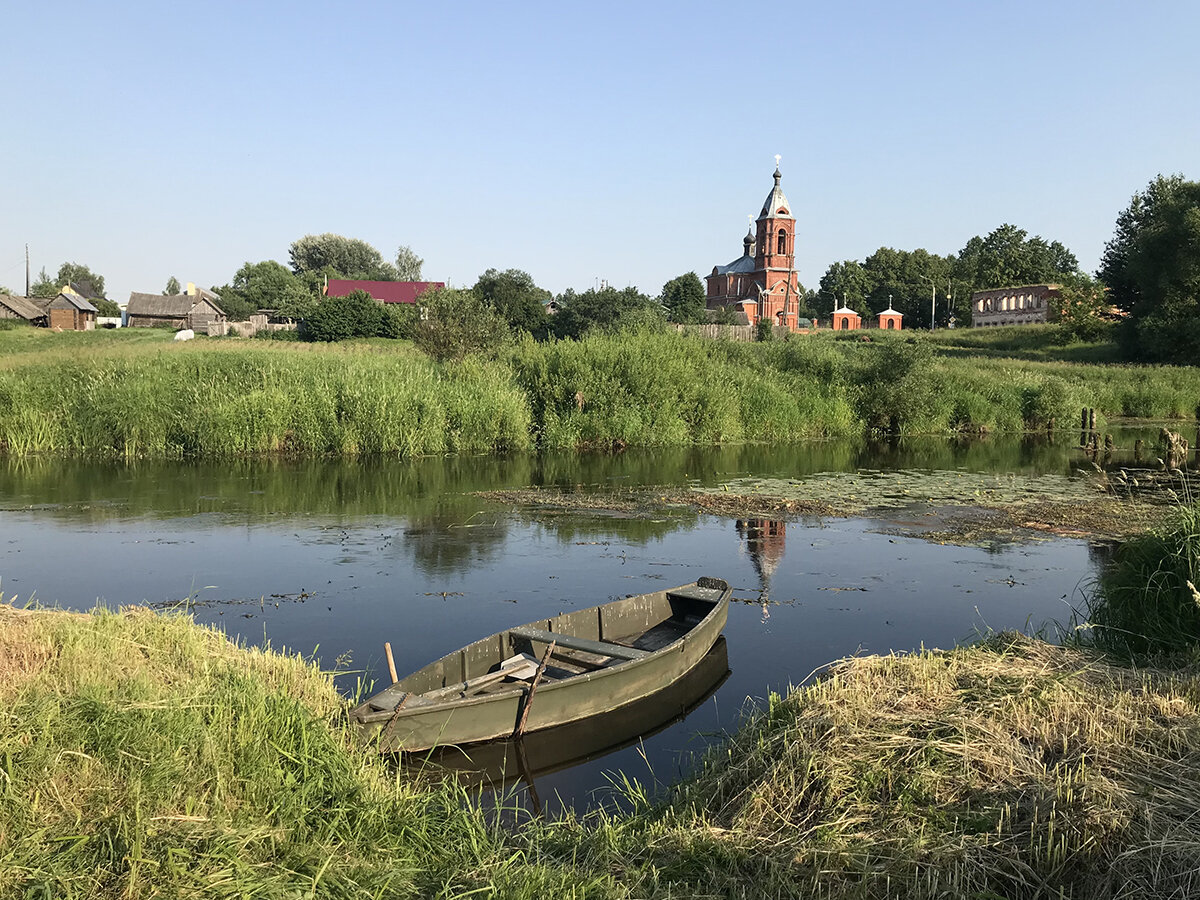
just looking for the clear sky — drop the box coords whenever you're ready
[2,0,1197,303]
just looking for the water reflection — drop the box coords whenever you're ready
[736,519,786,619]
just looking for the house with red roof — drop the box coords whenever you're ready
[324,279,443,305]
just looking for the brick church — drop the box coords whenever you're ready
[705,164,803,330]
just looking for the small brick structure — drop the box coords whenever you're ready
[877,305,903,330]
[832,306,862,331]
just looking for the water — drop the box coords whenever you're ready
[0,434,1124,812]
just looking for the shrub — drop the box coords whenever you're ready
[412,288,508,361]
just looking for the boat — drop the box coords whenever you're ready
[407,636,731,790]
[350,577,731,752]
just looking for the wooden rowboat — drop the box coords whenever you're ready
[350,577,731,752]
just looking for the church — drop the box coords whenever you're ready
[705,164,804,331]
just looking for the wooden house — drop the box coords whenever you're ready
[127,283,225,329]
[48,291,98,331]
[0,294,48,326]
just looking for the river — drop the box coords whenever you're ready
[0,433,1133,812]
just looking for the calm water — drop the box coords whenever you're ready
[0,434,1135,811]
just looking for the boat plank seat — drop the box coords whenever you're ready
[508,626,650,661]
[666,585,726,603]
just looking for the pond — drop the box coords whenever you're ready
[0,432,1135,812]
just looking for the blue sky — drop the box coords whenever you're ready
[2,1,1197,303]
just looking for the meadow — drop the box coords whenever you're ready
[1,323,1198,458]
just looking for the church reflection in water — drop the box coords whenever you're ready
[735,519,786,621]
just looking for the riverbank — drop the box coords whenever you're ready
[4,603,1198,898]
[2,325,1199,457]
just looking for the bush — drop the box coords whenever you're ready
[301,291,386,342]
[412,288,508,361]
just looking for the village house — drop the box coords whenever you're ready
[706,165,805,331]
[127,283,226,329]
[0,293,48,326]
[971,284,1059,327]
[323,279,444,305]
[48,288,98,331]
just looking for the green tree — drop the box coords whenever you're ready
[659,272,706,324]
[93,298,121,317]
[215,260,306,316]
[472,268,551,337]
[163,276,181,295]
[551,285,658,339]
[394,245,424,281]
[861,247,955,328]
[288,234,399,280]
[817,261,871,315]
[1050,272,1112,343]
[954,224,1078,292]
[1099,174,1200,362]
[29,268,57,299]
[412,287,509,361]
[56,262,105,298]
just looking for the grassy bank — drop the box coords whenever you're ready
[5,604,1200,898]
[1,325,1198,457]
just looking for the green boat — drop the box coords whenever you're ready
[351,577,731,752]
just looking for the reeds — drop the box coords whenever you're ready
[1082,501,1200,656]
[3,327,1200,456]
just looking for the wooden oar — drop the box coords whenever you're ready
[513,641,555,738]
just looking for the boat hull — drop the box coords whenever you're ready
[352,579,730,752]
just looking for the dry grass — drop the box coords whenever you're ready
[603,632,1200,898]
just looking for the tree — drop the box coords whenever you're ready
[659,272,706,324]
[862,247,955,329]
[412,287,509,361]
[472,268,551,338]
[551,285,659,339]
[394,245,424,281]
[55,262,105,298]
[1049,272,1112,343]
[1098,174,1200,362]
[215,260,305,315]
[817,261,871,315]
[29,268,57,299]
[288,234,399,280]
[163,276,181,295]
[94,298,121,317]
[954,224,1078,292]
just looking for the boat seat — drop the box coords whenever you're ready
[666,585,726,603]
[508,626,650,661]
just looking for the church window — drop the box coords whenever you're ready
[776,229,786,255]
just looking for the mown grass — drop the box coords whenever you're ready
[6,606,1199,898]
[1,325,1198,456]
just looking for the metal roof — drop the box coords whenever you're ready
[53,292,98,312]
[325,280,444,304]
[713,255,757,276]
[757,168,794,220]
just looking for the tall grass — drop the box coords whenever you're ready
[1081,501,1200,656]
[2,327,1199,456]
[0,605,609,899]
[0,342,532,457]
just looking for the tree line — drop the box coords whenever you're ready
[15,174,1196,364]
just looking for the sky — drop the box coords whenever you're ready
[2,0,1198,304]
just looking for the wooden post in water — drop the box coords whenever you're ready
[1134,439,1145,463]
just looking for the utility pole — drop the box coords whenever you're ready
[25,244,30,297]
[930,281,936,331]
